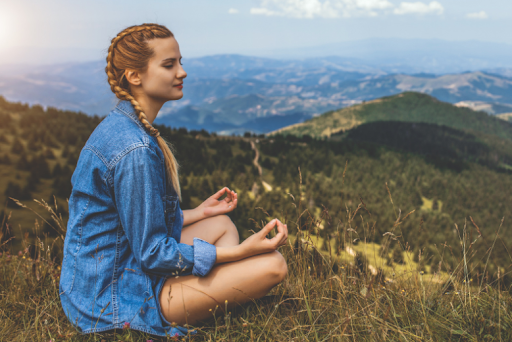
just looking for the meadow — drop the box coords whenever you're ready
[1,176,511,341]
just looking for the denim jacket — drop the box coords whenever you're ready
[59,100,217,337]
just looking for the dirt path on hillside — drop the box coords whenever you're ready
[250,140,272,191]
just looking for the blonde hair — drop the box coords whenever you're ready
[105,23,181,199]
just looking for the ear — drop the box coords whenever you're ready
[124,69,141,86]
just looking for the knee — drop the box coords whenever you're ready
[216,215,239,239]
[268,251,288,283]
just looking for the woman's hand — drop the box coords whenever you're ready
[199,187,238,219]
[214,218,288,264]
[239,218,288,258]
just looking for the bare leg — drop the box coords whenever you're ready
[159,215,287,325]
[179,215,240,247]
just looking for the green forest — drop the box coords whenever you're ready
[1,92,512,288]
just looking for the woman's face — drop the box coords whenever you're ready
[138,36,187,102]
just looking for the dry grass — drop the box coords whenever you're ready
[1,183,512,341]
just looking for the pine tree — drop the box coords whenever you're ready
[61,144,70,158]
[27,135,40,152]
[52,163,63,178]
[11,138,25,154]
[30,154,51,179]
[0,154,11,165]
[16,152,30,171]
[43,148,55,159]
[4,182,22,208]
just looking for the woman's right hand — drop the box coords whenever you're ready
[238,219,288,258]
[214,219,288,265]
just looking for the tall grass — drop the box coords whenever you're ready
[1,177,511,341]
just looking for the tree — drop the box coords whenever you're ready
[27,135,41,152]
[16,152,30,171]
[43,148,56,159]
[30,155,51,179]
[4,181,31,208]
[52,176,72,199]
[0,154,11,165]
[11,138,25,154]
[61,144,70,158]
[52,163,63,178]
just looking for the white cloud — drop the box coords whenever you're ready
[466,11,488,19]
[228,8,239,14]
[393,1,444,15]
[250,0,394,19]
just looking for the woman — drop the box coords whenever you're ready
[59,23,288,338]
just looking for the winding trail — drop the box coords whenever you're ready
[250,140,272,192]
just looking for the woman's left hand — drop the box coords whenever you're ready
[199,187,238,218]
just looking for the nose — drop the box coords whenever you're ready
[177,64,187,80]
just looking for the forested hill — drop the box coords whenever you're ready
[272,92,512,140]
[1,95,512,287]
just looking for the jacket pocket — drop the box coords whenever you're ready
[163,195,178,235]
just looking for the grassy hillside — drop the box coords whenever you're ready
[1,94,511,275]
[3,197,512,341]
[2,96,512,340]
[272,92,512,140]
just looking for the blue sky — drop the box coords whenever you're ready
[0,0,510,63]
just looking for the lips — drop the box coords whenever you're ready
[174,83,183,89]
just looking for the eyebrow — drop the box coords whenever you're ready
[162,57,182,63]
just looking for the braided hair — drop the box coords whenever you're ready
[105,23,181,200]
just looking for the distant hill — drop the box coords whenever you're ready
[2,55,512,134]
[497,113,512,123]
[271,92,512,141]
[454,101,512,115]
[2,95,512,279]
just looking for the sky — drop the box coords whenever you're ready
[0,0,511,64]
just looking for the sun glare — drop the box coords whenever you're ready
[0,9,14,48]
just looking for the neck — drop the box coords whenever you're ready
[131,93,164,125]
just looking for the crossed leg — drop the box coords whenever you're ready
[159,215,288,326]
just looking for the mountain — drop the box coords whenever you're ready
[2,95,512,281]
[272,92,512,141]
[2,54,512,134]
[266,38,512,74]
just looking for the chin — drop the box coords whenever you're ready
[171,92,184,100]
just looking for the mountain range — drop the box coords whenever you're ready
[1,51,512,134]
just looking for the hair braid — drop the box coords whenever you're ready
[106,24,181,199]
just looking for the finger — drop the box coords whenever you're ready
[268,220,285,246]
[279,224,288,246]
[224,190,233,203]
[260,218,278,237]
[212,187,228,200]
[227,198,237,210]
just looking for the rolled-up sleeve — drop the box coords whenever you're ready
[113,145,216,277]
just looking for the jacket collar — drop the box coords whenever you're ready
[114,100,146,131]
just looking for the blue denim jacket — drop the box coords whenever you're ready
[59,100,217,337]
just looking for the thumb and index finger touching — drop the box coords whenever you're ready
[261,218,288,245]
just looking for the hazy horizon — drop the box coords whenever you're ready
[0,0,510,65]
